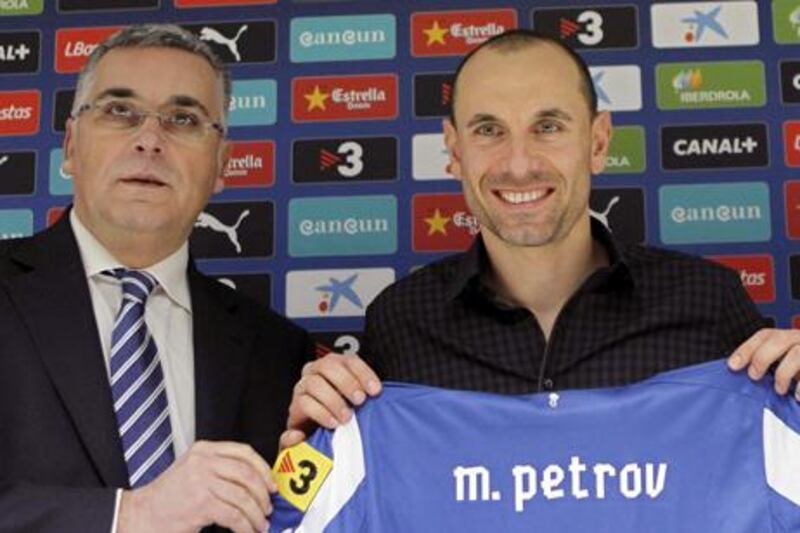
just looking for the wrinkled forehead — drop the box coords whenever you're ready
[89,47,225,114]
[453,43,588,120]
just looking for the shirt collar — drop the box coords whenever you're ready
[70,209,192,312]
[445,216,634,302]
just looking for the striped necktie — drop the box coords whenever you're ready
[106,268,175,488]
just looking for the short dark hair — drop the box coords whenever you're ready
[448,29,598,127]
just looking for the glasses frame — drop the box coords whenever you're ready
[71,99,226,141]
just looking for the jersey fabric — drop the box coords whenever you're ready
[270,360,800,533]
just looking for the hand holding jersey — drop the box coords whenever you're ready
[275,360,800,532]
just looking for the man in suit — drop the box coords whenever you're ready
[0,25,308,532]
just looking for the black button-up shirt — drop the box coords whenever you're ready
[363,220,766,394]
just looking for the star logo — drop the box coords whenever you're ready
[304,85,329,112]
[424,208,450,236]
[423,20,449,46]
[315,273,363,313]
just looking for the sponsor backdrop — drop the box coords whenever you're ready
[1,0,800,353]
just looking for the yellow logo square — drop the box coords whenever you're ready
[273,442,333,512]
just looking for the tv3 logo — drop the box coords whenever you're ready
[561,10,604,45]
[323,141,364,178]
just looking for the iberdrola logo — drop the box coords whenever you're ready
[672,69,703,91]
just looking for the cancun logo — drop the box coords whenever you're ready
[291,14,395,62]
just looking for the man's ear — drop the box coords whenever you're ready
[62,118,77,177]
[589,111,612,175]
[443,118,463,180]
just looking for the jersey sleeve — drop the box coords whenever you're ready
[763,392,800,531]
[270,417,367,532]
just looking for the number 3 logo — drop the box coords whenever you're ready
[577,10,604,46]
[290,459,319,495]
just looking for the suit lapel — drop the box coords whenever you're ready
[2,216,129,487]
[189,268,253,442]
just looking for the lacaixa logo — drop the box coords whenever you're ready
[55,26,120,74]
[659,182,770,244]
[411,8,517,57]
[0,150,35,195]
[785,121,800,167]
[290,14,396,63]
[706,254,775,303]
[414,72,454,118]
[588,65,641,112]
[412,132,451,181]
[412,193,477,252]
[292,74,397,122]
[660,123,768,170]
[650,1,759,49]
[784,181,800,239]
[285,267,395,319]
[176,0,275,7]
[223,140,274,188]
[531,5,638,50]
[656,60,766,110]
[0,90,40,136]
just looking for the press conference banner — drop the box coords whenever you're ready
[1,0,799,351]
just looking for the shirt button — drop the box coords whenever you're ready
[543,378,554,390]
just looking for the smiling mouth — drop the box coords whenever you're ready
[495,188,553,205]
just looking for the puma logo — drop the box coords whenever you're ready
[199,25,249,62]
[195,210,250,253]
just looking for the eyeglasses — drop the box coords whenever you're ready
[71,99,226,142]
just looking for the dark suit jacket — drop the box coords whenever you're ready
[0,215,310,532]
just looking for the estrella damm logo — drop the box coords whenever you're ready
[292,74,397,122]
[273,442,333,512]
[411,9,517,56]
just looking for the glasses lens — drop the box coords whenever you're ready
[162,108,206,140]
[96,100,140,129]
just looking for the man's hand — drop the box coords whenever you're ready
[280,353,382,449]
[117,441,277,533]
[728,328,800,400]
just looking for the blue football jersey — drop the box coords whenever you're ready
[271,360,800,532]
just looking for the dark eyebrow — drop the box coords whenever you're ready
[537,108,573,121]
[465,113,499,129]
[92,88,214,119]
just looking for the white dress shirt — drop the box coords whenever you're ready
[70,211,195,530]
